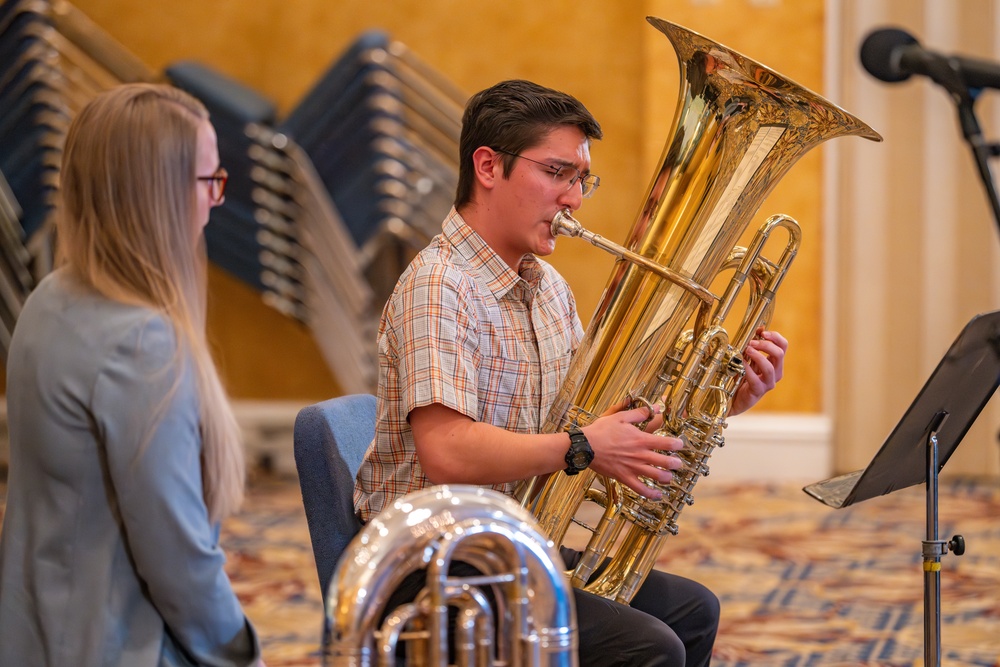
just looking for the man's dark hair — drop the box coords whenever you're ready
[454,79,603,207]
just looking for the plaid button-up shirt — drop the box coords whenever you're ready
[354,208,585,522]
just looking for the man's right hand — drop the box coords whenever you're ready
[582,404,684,500]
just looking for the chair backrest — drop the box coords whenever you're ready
[293,393,376,599]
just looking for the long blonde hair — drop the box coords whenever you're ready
[58,83,244,521]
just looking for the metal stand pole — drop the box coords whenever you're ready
[922,428,966,667]
[923,430,943,667]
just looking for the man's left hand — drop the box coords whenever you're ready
[730,329,787,416]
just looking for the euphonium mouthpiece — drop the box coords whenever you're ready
[551,209,584,238]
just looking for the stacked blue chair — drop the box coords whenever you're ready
[0,0,153,359]
[0,0,63,242]
[166,33,465,393]
[279,31,465,305]
[0,169,29,358]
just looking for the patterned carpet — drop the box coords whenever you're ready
[1,472,999,666]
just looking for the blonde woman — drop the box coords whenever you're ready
[0,84,262,666]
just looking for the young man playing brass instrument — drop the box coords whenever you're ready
[354,79,788,667]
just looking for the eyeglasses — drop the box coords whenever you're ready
[197,167,228,204]
[494,149,600,198]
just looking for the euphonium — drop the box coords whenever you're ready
[325,485,577,666]
[518,17,882,604]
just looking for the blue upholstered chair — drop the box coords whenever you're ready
[293,393,376,601]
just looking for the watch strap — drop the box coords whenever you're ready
[564,427,593,475]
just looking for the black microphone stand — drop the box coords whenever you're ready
[955,95,1000,237]
[931,56,1000,237]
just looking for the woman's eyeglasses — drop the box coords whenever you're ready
[197,168,228,204]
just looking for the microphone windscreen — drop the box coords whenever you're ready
[860,27,920,83]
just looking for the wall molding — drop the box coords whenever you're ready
[0,398,832,484]
[710,412,832,483]
[231,400,306,475]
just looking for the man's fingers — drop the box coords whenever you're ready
[625,476,663,500]
[628,463,678,499]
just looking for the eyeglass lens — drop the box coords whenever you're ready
[496,149,599,198]
[198,169,228,202]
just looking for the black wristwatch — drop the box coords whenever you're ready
[564,427,594,475]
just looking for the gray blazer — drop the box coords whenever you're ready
[0,269,260,666]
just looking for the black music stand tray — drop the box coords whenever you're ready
[804,310,1000,667]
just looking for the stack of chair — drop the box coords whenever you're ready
[163,63,293,310]
[168,32,465,394]
[0,170,28,359]
[0,0,152,358]
[279,31,465,305]
[165,62,380,394]
[284,31,465,392]
[1,0,466,393]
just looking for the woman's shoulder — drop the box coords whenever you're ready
[7,272,189,446]
[20,269,177,367]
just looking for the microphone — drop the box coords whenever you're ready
[860,27,1000,92]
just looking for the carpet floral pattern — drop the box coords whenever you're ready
[652,478,1000,667]
[1,474,998,666]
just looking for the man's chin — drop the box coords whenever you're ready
[535,240,557,257]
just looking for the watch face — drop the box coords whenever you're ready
[571,451,591,467]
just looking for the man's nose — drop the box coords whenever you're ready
[557,183,584,210]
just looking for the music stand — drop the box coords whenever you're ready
[804,310,1000,667]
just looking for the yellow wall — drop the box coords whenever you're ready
[66,0,826,410]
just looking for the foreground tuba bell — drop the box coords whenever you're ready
[325,485,577,666]
[518,17,882,604]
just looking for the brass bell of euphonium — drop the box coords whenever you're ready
[518,16,882,604]
[326,486,578,666]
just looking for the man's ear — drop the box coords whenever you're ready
[471,146,502,192]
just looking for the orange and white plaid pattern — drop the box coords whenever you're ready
[354,208,584,522]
